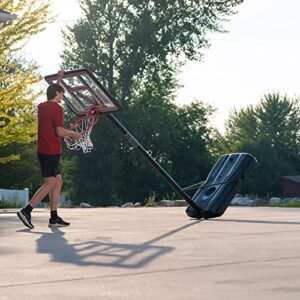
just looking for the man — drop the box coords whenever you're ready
[17,70,81,229]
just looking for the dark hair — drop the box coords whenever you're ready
[46,84,65,100]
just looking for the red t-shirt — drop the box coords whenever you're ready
[37,101,64,154]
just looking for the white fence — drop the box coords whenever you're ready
[0,189,71,207]
[0,188,29,205]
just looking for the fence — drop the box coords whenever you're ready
[0,188,29,205]
[0,189,71,207]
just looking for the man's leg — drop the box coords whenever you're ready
[48,175,70,227]
[29,177,56,208]
[17,177,56,229]
[49,175,63,212]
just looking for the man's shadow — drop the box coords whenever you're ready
[18,220,202,268]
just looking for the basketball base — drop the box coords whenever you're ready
[186,153,257,219]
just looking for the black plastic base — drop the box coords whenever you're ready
[186,153,257,219]
[186,206,203,219]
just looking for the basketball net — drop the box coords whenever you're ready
[64,111,100,153]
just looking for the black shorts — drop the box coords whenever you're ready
[37,153,61,177]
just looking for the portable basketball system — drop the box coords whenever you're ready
[45,69,257,219]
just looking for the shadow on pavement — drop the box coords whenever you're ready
[210,219,300,225]
[17,220,202,269]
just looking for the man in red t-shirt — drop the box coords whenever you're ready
[17,70,81,229]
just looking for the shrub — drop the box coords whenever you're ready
[0,199,24,208]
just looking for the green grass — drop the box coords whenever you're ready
[277,201,300,208]
[145,191,157,207]
[0,199,24,209]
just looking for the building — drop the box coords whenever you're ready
[282,176,300,198]
[0,9,17,30]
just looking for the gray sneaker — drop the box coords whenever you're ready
[17,210,34,229]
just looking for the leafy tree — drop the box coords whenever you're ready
[0,143,41,194]
[114,93,216,203]
[0,0,51,164]
[61,0,243,204]
[222,93,300,196]
[62,0,243,101]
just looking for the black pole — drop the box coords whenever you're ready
[106,113,202,214]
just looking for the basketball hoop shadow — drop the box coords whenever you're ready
[36,220,202,268]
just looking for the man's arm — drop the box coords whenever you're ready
[56,127,82,139]
[57,69,64,84]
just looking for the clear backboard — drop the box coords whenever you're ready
[44,69,121,116]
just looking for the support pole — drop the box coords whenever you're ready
[106,114,202,214]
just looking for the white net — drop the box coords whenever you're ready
[64,113,98,153]
[65,132,94,153]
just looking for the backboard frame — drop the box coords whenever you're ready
[44,68,121,116]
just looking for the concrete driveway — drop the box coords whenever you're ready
[1,206,300,300]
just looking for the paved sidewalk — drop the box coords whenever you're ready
[1,207,300,300]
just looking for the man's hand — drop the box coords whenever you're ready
[57,69,64,84]
[72,131,82,140]
[56,127,82,139]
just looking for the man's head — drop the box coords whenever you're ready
[47,84,65,102]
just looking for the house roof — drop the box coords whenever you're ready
[0,9,17,22]
[282,176,300,183]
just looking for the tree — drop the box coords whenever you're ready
[62,0,244,102]
[114,95,216,203]
[0,0,51,164]
[222,93,300,196]
[0,143,41,193]
[61,0,244,204]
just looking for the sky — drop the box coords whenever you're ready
[23,0,300,132]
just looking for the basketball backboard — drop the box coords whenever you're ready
[45,69,121,116]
